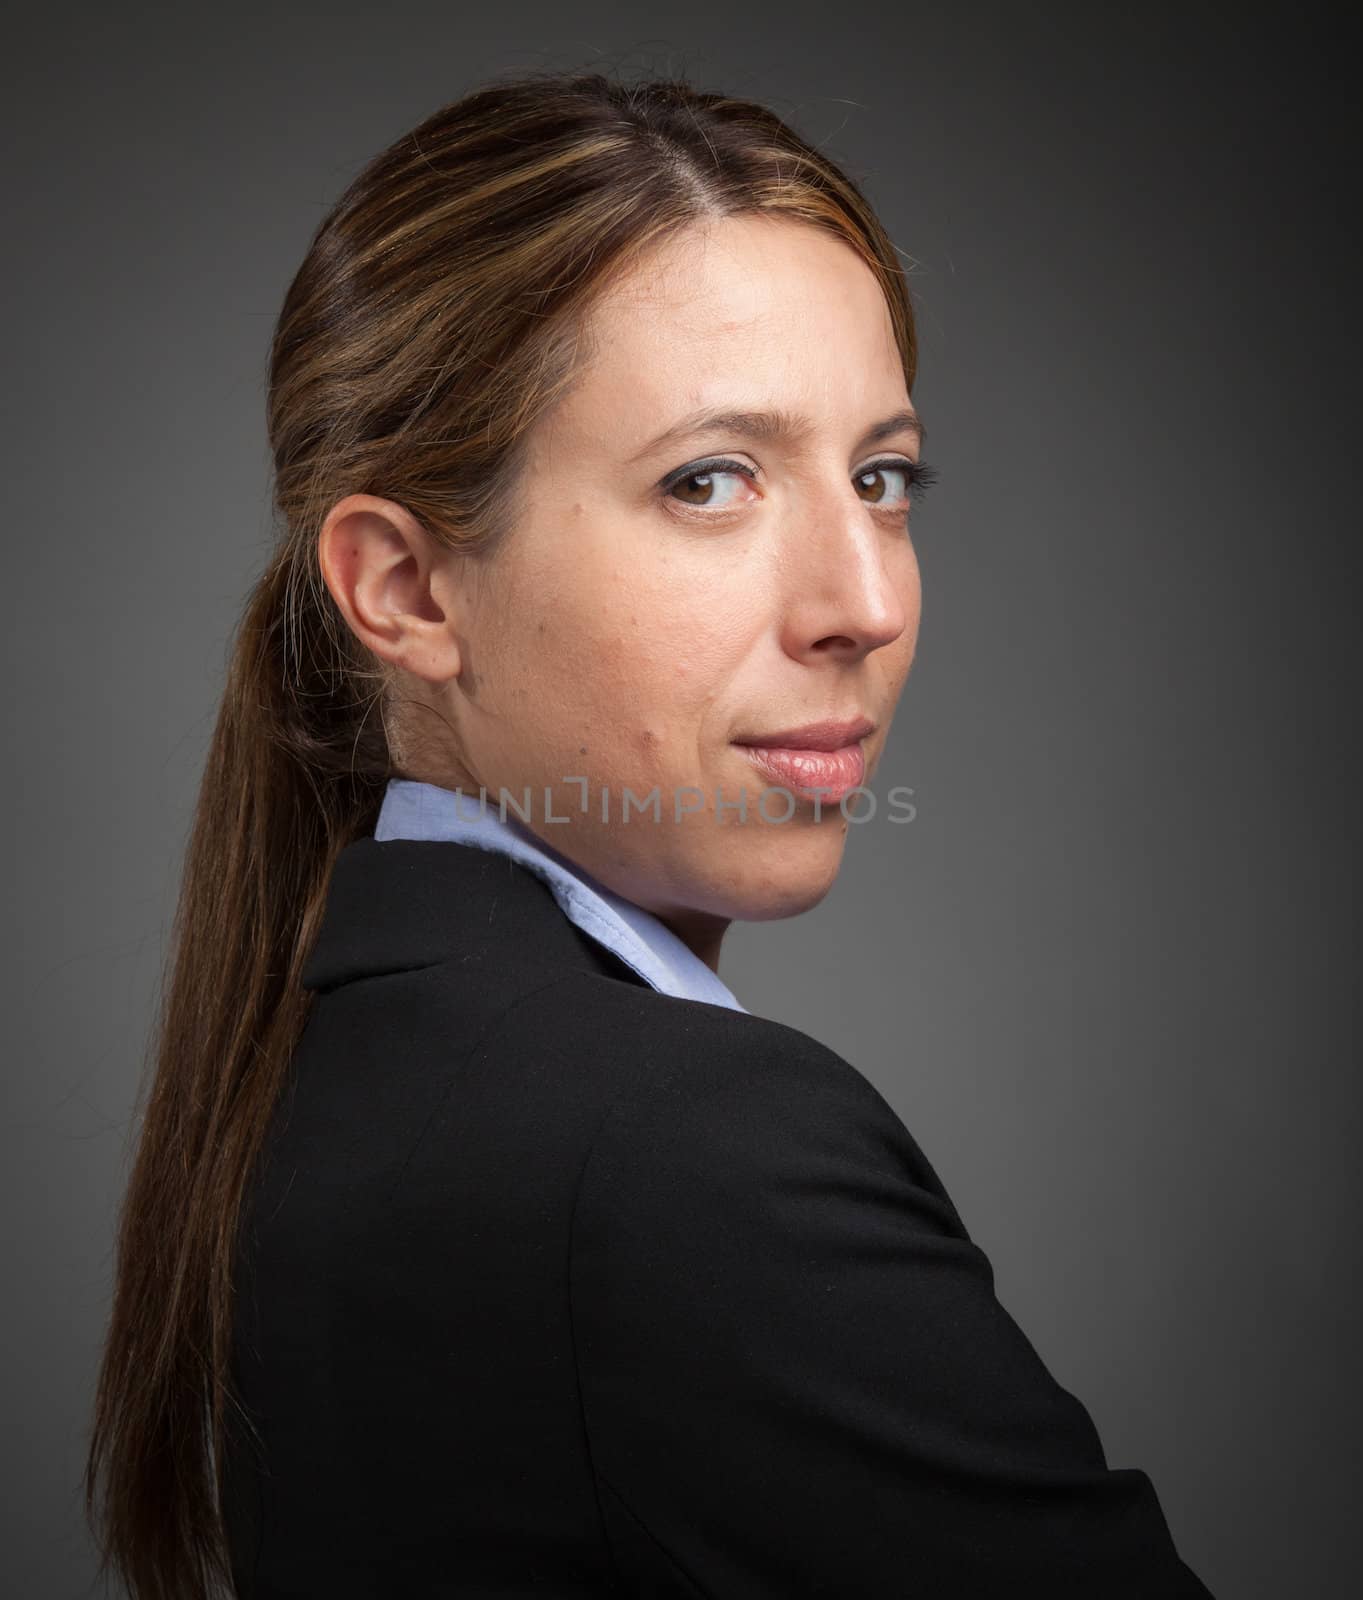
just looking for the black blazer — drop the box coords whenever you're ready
[224,835,1214,1598]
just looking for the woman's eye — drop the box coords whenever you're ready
[854,458,936,511]
[663,459,756,511]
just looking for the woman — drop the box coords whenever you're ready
[85,70,1215,1598]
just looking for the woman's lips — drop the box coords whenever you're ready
[735,740,867,803]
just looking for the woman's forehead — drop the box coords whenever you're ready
[549,230,905,459]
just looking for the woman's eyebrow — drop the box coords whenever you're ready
[626,405,925,463]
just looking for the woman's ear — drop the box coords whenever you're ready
[317,494,465,685]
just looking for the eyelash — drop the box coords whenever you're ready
[658,455,940,522]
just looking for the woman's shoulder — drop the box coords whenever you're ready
[546,986,1212,1599]
[487,967,965,1229]
[287,945,964,1254]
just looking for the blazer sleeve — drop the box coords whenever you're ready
[568,1021,1214,1599]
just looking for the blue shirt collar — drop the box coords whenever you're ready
[374,779,747,1014]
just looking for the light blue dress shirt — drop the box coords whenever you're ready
[374,778,747,1014]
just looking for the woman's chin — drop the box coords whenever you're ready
[715,827,850,922]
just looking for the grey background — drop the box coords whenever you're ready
[5,4,1356,1596]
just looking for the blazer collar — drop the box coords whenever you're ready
[300,835,645,994]
[373,779,748,1013]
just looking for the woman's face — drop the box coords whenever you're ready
[423,213,922,947]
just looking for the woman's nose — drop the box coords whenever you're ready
[776,488,912,663]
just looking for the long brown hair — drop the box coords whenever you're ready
[84,66,919,1598]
